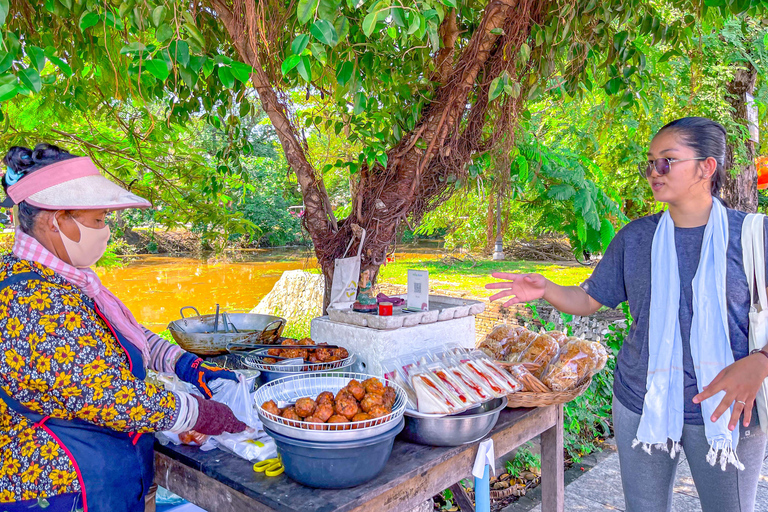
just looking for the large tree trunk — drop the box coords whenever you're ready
[209,0,544,309]
[722,63,758,212]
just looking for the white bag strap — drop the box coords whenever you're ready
[743,213,768,310]
[341,228,367,259]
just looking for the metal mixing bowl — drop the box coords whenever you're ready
[400,396,507,446]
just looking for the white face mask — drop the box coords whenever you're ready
[52,214,111,268]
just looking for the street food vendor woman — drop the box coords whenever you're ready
[0,144,247,511]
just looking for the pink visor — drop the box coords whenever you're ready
[1,157,151,210]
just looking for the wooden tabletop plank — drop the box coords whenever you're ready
[155,406,557,512]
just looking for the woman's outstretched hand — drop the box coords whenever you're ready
[485,272,548,307]
[693,353,768,430]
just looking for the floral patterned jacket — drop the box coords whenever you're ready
[0,255,179,503]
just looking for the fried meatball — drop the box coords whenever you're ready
[263,357,277,364]
[315,402,334,422]
[281,407,301,421]
[347,379,366,401]
[294,397,317,418]
[267,347,281,356]
[307,351,320,364]
[261,400,281,416]
[335,388,352,402]
[360,393,385,413]
[298,337,316,346]
[362,377,385,395]
[316,346,334,362]
[327,415,350,430]
[335,395,360,420]
[368,405,391,418]
[316,391,334,405]
[281,338,297,345]
[352,412,372,422]
[282,348,308,360]
[382,387,397,408]
[332,347,350,360]
[303,415,325,429]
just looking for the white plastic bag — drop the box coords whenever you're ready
[329,229,366,309]
[742,213,768,434]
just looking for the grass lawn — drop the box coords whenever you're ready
[377,257,594,299]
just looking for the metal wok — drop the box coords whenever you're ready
[167,306,286,356]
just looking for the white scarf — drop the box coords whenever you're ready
[635,199,743,471]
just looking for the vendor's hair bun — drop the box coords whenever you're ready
[2,143,77,192]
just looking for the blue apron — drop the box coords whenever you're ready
[0,272,155,512]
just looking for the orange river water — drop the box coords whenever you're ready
[97,248,441,332]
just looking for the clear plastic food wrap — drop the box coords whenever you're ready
[548,331,570,348]
[428,362,484,406]
[504,364,550,393]
[410,368,465,414]
[541,339,608,391]
[471,352,522,393]
[505,333,559,378]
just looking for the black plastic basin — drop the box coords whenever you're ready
[265,419,404,489]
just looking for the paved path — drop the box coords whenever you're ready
[505,446,768,511]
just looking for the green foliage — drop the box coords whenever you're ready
[505,442,541,477]
[95,241,127,270]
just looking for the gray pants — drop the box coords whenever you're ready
[613,397,766,512]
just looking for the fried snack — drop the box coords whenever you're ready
[347,379,366,401]
[178,430,209,445]
[315,402,334,422]
[332,347,350,360]
[335,388,351,402]
[352,412,372,422]
[281,407,301,421]
[360,393,385,413]
[486,324,523,343]
[307,352,320,363]
[335,394,360,419]
[548,331,570,348]
[514,334,559,377]
[294,397,317,418]
[382,387,396,408]
[267,348,281,356]
[298,337,316,346]
[282,348,308,360]
[281,338,297,345]
[478,339,503,360]
[316,391,334,405]
[368,405,391,418]
[363,377,385,395]
[316,345,335,362]
[303,415,325,429]
[327,414,351,430]
[261,400,281,416]
[504,364,550,393]
[541,339,608,391]
[263,357,277,364]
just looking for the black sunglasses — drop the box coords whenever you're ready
[641,157,707,178]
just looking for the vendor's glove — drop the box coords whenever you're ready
[192,395,247,435]
[175,352,239,398]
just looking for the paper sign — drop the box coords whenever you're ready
[407,270,429,311]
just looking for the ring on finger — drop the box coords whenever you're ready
[736,400,746,405]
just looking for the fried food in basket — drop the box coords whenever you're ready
[382,387,397,408]
[352,412,372,422]
[303,415,325,429]
[335,394,360,420]
[294,397,317,418]
[347,379,366,401]
[316,391,334,405]
[261,338,350,364]
[368,405,390,418]
[504,364,550,393]
[363,377,385,395]
[261,400,281,416]
[548,331,570,348]
[315,403,334,422]
[360,393,385,413]
[541,339,608,392]
[327,415,351,430]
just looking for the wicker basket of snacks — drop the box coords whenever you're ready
[478,324,608,408]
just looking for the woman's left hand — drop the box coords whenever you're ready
[175,352,240,398]
[693,353,768,430]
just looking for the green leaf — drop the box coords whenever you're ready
[144,59,170,81]
[310,19,338,46]
[281,54,301,75]
[79,11,100,31]
[104,11,124,30]
[407,14,421,35]
[657,49,677,63]
[297,0,319,25]
[156,23,173,42]
[391,7,406,26]
[353,92,367,115]
[202,58,214,78]
[0,82,17,102]
[218,66,235,88]
[318,0,341,20]
[488,76,505,101]
[362,12,378,37]
[0,52,12,74]
[336,60,353,86]
[490,28,504,35]
[547,184,576,200]
[291,34,311,55]
[334,16,350,41]
[169,40,190,67]
[309,42,327,65]
[0,0,9,26]
[120,42,147,55]
[604,77,622,95]
[28,46,46,71]
[600,219,615,249]
[519,43,530,63]
[43,47,72,76]
[231,61,253,83]
[297,56,312,81]
[441,0,457,7]
[19,67,42,93]
[152,5,167,27]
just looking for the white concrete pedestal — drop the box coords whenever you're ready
[311,315,476,376]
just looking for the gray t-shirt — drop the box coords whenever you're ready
[581,208,766,425]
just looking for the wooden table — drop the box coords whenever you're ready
[154,405,564,512]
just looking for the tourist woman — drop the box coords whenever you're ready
[487,117,768,512]
[0,144,246,511]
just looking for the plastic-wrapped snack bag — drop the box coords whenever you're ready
[509,333,559,378]
[475,357,522,393]
[411,368,464,414]
[428,362,483,405]
[443,358,495,402]
[504,364,550,393]
[548,331,570,348]
[541,339,608,391]
[457,356,509,398]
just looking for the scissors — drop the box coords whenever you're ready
[253,456,284,477]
